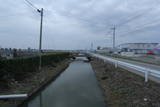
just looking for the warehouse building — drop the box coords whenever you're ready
[117,43,159,54]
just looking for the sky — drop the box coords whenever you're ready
[0,0,160,50]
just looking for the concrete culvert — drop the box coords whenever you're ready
[101,77,108,80]
[72,57,76,60]
[87,57,92,62]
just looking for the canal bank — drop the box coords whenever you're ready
[21,57,106,107]
[0,59,70,107]
[91,57,160,106]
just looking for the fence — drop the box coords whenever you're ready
[0,94,27,99]
[90,53,160,83]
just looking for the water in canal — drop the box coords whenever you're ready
[25,57,106,107]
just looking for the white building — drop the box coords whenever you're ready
[96,47,120,54]
[0,48,13,59]
[117,43,159,54]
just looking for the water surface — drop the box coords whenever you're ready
[27,57,106,107]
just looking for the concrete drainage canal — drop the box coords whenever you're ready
[21,56,106,107]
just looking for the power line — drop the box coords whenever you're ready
[110,3,160,44]
[24,0,39,10]
[117,5,159,28]
[118,15,160,35]
[118,21,160,37]
[117,13,147,28]
[104,4,160,45]
[132,17,160,29]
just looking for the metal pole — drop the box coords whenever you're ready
[115,61,118,68]
[145,70,149,82]
[39,8,43,70]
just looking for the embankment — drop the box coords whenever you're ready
[91,57,160,107]
[0,52,70,107]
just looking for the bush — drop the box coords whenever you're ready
[0,52,70,81]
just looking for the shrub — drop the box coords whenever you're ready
[0,52,70,81]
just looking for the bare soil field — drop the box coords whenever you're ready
[91,58,160,107]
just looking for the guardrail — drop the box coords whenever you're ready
[90,53,160,83]
[0,94,28,99]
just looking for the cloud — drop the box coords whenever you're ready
[0,0,160,50]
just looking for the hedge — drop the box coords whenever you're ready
[0,52,70,81]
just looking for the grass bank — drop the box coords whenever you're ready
[0,52,70,107]
[91,58,160,107]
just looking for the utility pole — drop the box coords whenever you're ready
[37,8,43,70]
[111,25,116,49]
[91,42,93,51]
[24,0,44,70]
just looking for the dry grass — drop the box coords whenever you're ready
[91,58,160,107]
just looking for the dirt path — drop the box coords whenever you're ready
[91,58,160,107]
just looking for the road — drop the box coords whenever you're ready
[91,53,160,83]
[105,55,160,71]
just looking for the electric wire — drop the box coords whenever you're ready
[24,0,39,10]
[117,7,156,28]
[118,21,160,37]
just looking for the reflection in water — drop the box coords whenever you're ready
[26,57,106,107]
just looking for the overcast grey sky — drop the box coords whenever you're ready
[0,0,160,50]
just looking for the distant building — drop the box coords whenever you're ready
[0,48,13,59]
[0,48,39,59]
[117,43,159,54]
[96,47,120,54]
[148,44,160,55]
